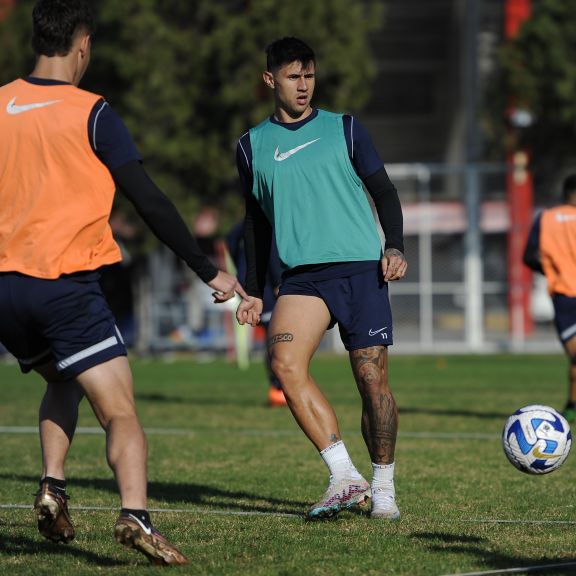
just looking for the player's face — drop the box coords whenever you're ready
[265,60,315,122]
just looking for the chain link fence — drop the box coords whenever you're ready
[130,163,559,357]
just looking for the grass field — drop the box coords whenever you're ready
[0,353,575,575]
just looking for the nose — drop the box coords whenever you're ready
[297,76,308,91]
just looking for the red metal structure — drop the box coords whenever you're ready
[505,0,533,338]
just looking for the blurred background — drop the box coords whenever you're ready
[0,0,572,358]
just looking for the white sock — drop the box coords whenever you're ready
[320,441,363,481]
[371,462,395,500]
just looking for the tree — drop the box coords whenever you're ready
[484,0,576,197]
[0,0,384,226]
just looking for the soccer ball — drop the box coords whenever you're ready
[502,404,572,474]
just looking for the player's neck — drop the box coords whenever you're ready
[30,56,77,86]
[273,105,313,124]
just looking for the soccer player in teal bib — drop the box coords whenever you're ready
[236,37,408,520]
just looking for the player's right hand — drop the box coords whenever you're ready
[208,270,249,303]
[382,248,408,282]
[236,296,263,327]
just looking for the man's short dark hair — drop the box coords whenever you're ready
[32,0,95,57]
[562,174,576,202]
[266,37,315,72]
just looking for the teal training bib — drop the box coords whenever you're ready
[249,110,382,269]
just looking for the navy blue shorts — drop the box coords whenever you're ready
[278,264,393,350]
[0,271,127,379]
[552,294,576,343]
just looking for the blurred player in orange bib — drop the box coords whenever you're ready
[524,174,576,423]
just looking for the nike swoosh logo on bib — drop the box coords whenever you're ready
[555,213,576,222]
[274,138,321,162]
[6,97,63,115]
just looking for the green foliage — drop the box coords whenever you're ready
[0,0,384,228]
[485,0,576,183]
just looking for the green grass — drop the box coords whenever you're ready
[0,354,575,575]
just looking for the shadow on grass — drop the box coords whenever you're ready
[0,534,128,566]
[135,392,265,408]
[0,473,306,516]
[399,406,510,419]
[413,531,576,574]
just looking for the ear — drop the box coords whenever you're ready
[78,34,90,57]
[263,71,274,89]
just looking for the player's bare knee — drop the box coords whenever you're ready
[356,367,388,395]
[269,352,304,387]
[98,412,141,436]
[269,355,291,383]
[88,394,138,429]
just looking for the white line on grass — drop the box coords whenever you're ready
[442,561,576,575]
[0,426,500,440]
[1,504,575,525]
[0,503,299,518]
[463,519,576,525]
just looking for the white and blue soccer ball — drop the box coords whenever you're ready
[502,405,572,474]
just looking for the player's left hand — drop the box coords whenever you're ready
[381,248,407,281]
[236,296,263,327]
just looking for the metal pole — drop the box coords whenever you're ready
[464,167,483,350]
[463,0,484,351]
[417,166,433,348]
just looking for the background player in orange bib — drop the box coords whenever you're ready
[524,174,576,423]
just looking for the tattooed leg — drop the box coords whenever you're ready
[350,346,398,464]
